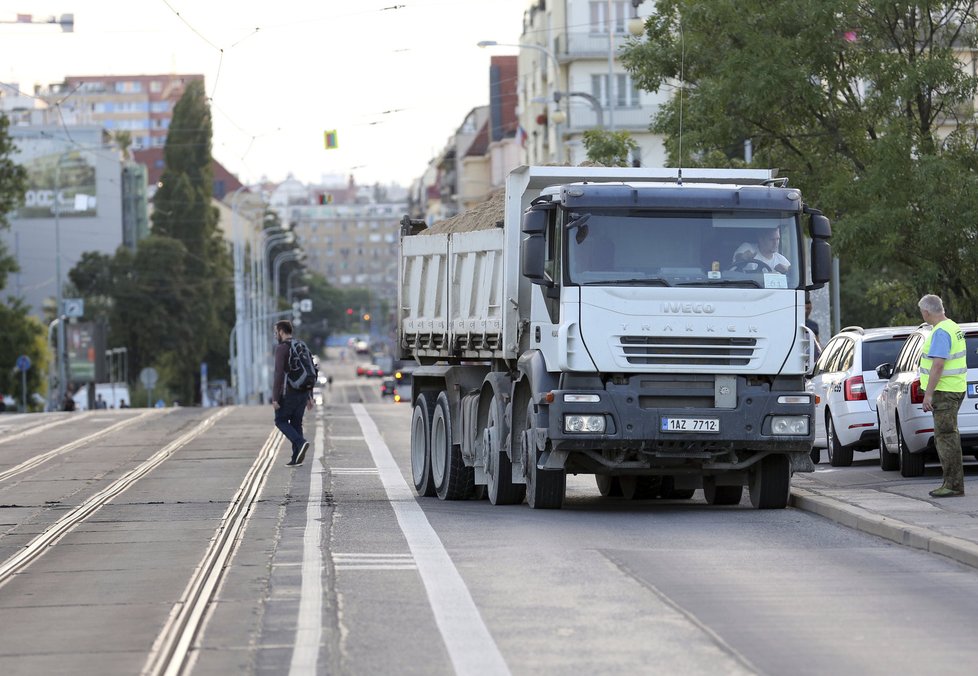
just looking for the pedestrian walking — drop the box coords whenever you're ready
[272,320,313,466]
[917,294,967,497]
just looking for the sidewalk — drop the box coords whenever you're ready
[790,473,978,569]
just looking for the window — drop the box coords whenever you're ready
[895,334,923,373]
[591,73,641,108]
[150,81,162,93]
[861,338,908,374]
[814,338,841,375]
[589,1,629,34]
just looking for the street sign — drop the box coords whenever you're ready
[15,355,31,372]
[299,299,313,313]
[139,367,158,389]
[63,298,84,318]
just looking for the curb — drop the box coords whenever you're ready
[789,487,978,570]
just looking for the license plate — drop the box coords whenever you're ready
[661,417,720,433]
[969,382,978,398]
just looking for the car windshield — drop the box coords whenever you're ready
[861,338,909,373]
[565,209,801,289]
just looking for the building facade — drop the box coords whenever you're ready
[517,0,667,167]
[37,73,204,151]
[1,126,127,317]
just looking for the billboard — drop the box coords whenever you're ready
[67,321,105,384]
[15,138,98,218]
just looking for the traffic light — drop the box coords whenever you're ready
[363,313,371,321]
[346,307,354,315]
[318,193,333,205]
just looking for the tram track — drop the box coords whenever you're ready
[0,408,228,589]
[0,412,86,447]
[0,409,164,484]
[142,426,282,676]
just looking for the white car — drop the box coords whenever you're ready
[876,322,978,477]
[808,325,917,466]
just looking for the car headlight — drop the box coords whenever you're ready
[771,415,809,435]
[564,414,606,433]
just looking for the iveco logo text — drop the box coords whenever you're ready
[661,302,716,314]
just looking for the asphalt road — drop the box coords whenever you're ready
[1,364,977,675]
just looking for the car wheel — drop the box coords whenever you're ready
[878,415,899,471]
[897,420,925,477]
[826,413,854,467]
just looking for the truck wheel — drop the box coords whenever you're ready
[749,454,791,509]
[484,397,525,505]
[619,476,657,500]
[826,413,853,467]
[878,415,899,471]
[411,394,436,497]
[703,478,743,506]
[897,422,925,477]
[595,475,622,497]
[658,477,695,500]
[523,402,564,509]
[431,392,474,500]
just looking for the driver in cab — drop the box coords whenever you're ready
[732,227,790,274]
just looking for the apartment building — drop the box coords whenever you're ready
[517,0,667,167]
[37,73,204,151]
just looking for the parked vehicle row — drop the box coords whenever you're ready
[809,322,978,476]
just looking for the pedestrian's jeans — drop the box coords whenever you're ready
[274,389,308,462]
[932,389,966,493]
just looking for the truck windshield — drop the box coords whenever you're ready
[565,209,801,289]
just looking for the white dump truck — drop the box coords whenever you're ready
[398,166,831,509]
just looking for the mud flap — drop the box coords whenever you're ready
[790,451,815,473]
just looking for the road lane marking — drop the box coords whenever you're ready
[330,467,379,475]
[289,409,326,676]
[352,403,510,676]
[334,553,417,571]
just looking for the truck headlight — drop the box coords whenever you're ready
[771,416,809,435]
[564,414,606,433]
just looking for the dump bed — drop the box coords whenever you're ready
[397,166,777,362]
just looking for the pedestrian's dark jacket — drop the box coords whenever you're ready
[272,339,290,404]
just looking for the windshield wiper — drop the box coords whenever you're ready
[580,277,670,287]
[675,279,761,288]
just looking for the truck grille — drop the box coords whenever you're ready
[618,336,757,367]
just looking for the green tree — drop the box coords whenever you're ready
[582,129,639,167]
[0,113,27,291]
[621,0,978,324]
[149,80,233,402]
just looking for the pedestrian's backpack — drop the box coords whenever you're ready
[286,339,318,391]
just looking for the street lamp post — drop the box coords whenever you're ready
[478,40,564,164]
[273,250,305,301]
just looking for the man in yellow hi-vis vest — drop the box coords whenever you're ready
[918,294,967,498]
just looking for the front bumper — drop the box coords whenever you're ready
[536,374,813,470]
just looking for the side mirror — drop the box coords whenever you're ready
[876,363,894,380]
[521,234,549,283]
[810,214,831,239]
[522,208,547,235]
[810,239,831,286]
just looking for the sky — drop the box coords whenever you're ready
[0,0,531,188]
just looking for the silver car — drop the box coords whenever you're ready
[876,322,978,477]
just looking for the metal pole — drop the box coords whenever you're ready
[231,188,248,405]
[831,256,841,335]
[608,0,616,131]
[54,159,66,406]
[21,367,27,412]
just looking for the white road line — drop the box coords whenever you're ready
[352,403,510,676]
[289,409,326,676]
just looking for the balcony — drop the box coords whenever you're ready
[558,32,633,60]
[563,106,654,133]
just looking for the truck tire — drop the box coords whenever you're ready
[484,397,525,505]
[703,478,743,506]
[619,476,657,500]
[595,475,622,497]
[878,415,899,471]
[897,422,924,477]
[749,454,791,509]
[431,392,474,500]
[410,394,436,497]
[522,402,564,509]
[826,413,853,467]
